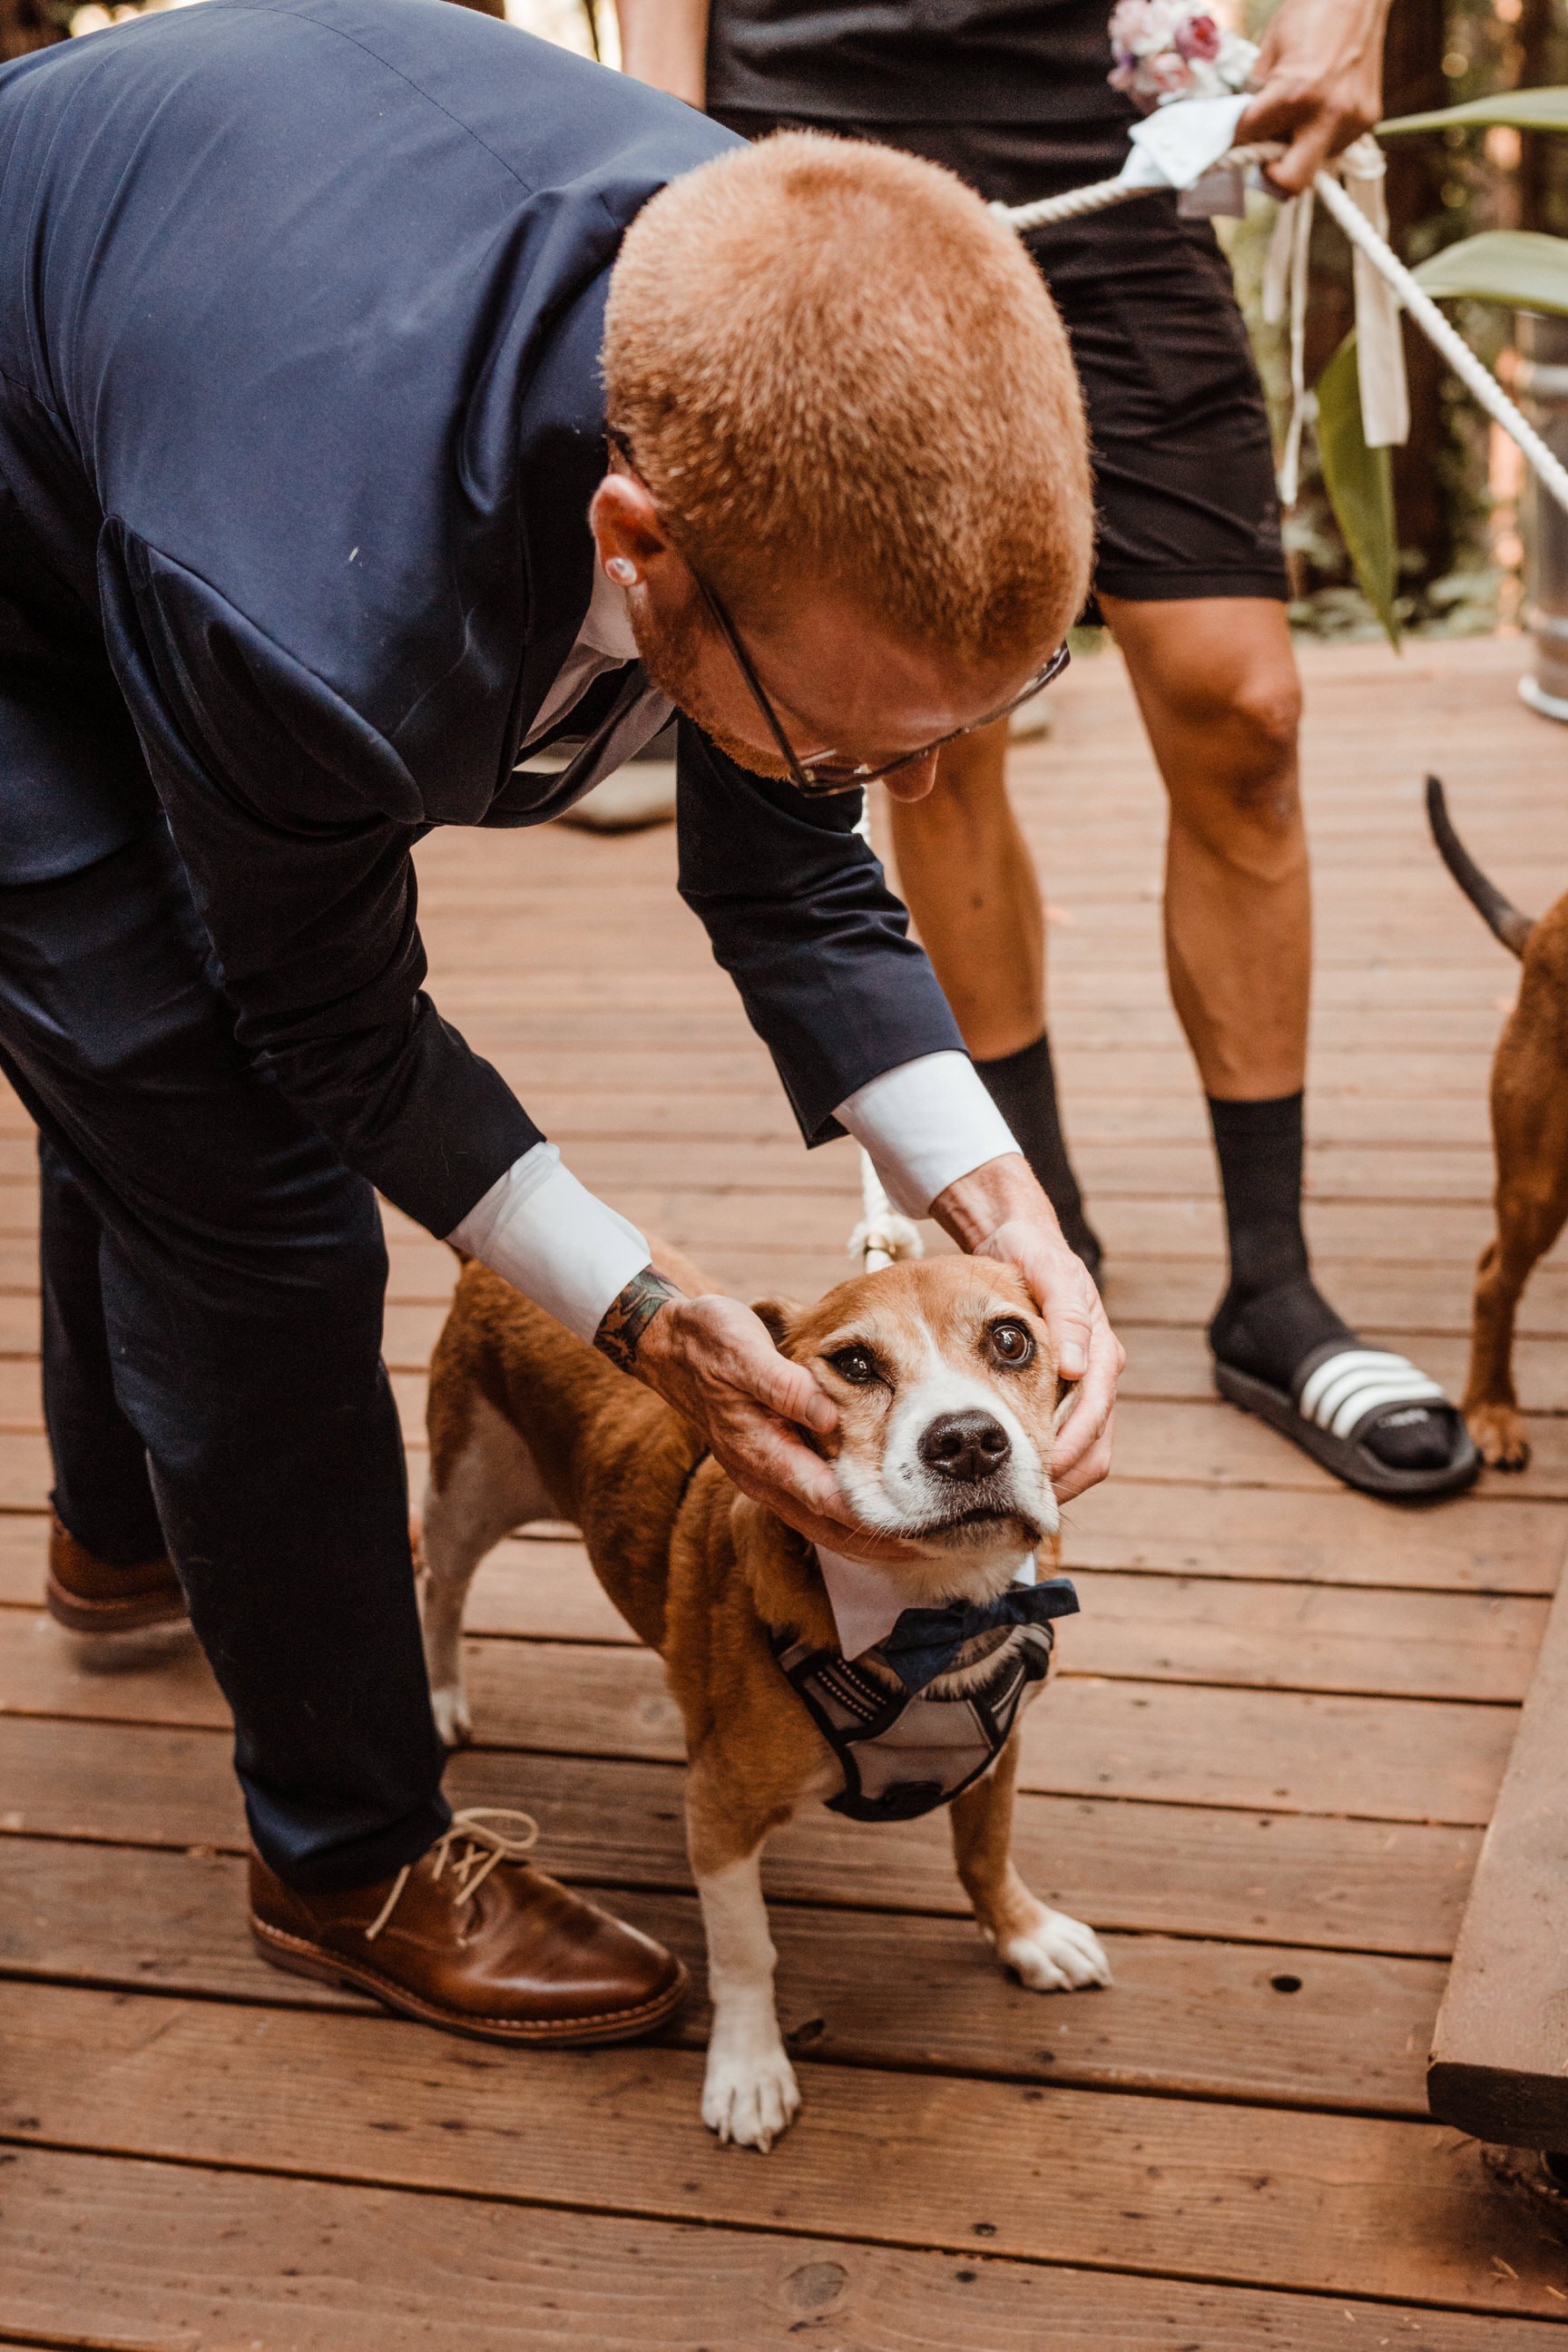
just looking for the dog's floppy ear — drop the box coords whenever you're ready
[1052,1375,1080,1436]
[750,1297,802,1349]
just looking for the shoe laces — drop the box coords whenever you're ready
[364,1806,540,1943]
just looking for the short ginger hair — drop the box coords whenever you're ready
[603,132,1093,666]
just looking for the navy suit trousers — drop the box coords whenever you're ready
[7,824,449,1889]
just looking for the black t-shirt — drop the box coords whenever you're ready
[704,0,1134,128]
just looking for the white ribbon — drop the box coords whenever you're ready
[1338,134,1410,449]
[1264,134,1409,506]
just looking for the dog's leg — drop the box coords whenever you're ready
[687,1766,799,2151]
[1465,1207,1568,1474]
[949,1736,1111,1993]
[1465,1042,1568,1470]
[420,1393,554,1748]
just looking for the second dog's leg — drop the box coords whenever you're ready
[1465,1005,1568,1469]
[687,1765,799,2151]
[949,1736,1112,1992]
[1465,1204,1568,1474]
[421,1394,554,1748]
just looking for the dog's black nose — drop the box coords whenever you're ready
[920,1409,1010,1484]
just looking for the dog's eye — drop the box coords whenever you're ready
[989,1320,1034,1368]
[827,1346,879,1386]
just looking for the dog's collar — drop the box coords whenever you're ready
[813,1543,1038,1661]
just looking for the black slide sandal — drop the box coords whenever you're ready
[1214,1343,1479,1501]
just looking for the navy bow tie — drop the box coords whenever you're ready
[877,1576,1080,1693]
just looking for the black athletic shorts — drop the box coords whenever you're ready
[714,112,1289,606]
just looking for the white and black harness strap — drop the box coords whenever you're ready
[769,1623,1056,1824]
[1295,1344,1449,1445]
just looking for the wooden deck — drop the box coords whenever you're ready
[4,631,1568,2345]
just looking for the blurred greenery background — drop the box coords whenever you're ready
[5,0,1554,642]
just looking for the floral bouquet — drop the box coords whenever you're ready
[1107,0,1258,109]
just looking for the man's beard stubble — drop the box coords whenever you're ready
[628,599,794,782]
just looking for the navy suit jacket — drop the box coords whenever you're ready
[0,0,961,1236]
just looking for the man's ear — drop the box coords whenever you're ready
[750,1297,802,1349]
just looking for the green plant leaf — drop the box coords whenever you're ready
[1380,86,1568,137]
[1314,333,1400,649]
[1409,228,1568,314]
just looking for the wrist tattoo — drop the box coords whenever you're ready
[595,1268,681,1372]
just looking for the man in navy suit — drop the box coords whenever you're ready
[0,0,1118,2042]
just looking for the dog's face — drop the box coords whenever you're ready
[758,1257,1065,1577]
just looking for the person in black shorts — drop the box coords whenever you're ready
[617,0,1476,1501]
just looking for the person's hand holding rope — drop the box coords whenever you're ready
[1239,0,1392,196]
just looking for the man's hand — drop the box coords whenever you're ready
[600,1276,923,1563]
[1238,0,1392,197]
[930,1153,1124,1505]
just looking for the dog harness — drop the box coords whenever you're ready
[769,1578,1079,1824]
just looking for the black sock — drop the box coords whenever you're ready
[1207,1093,1350,1387]
[975,1034,1102,1279]
[1206,1093,1454,1470]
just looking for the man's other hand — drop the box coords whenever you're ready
[930,1153,1123,1504]
[1238,0,1392,197]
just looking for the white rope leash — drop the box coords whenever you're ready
[1309,163,1568,521]
[998,143,1281,233]
[995,145,1568,524]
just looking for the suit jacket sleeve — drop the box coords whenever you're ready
[675,718,965,1144]
[100,528,541,1238]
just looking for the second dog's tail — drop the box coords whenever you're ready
[1426,776,1535,957]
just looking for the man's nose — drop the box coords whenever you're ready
[881,751,941,804]
[919,1409,1011,1484]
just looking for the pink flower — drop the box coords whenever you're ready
[1173,11,1221,61]
[1146,50,1194,92]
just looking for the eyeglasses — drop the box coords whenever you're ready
[603,432,1071,798]
[697,576,1071,797]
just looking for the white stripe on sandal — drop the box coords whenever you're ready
[1297,1348,1448,1442]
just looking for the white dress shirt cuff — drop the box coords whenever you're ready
[447,1143,652,1344]
[835,1051,1020,1218]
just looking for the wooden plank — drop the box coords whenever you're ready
[4,1980,1566,2314]
[0,1611,1517,1825]
[1118,1322,1568,1414]
[1099,1400,1568,1504]
[1065,1481,1568,1596]
[383,1542,1549,1703]
[545,1190,1521,1271]
[0,1713,1484,1955]
[6,2147,1558,2352]
[0,1835,1447,2115]
[1429,1563,1568,2149]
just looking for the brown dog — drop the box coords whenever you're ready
[1428,775,1568,1468]
[420,1249,1110,2150]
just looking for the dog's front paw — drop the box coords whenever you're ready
[1000,1905,1112,1994]
[701,2037,801,2152]
[1466,1400,1531,1471]
[429,1681,473,1749]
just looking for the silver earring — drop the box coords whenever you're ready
[605,556,637,585]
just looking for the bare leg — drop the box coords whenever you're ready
[949,1737,1111,1993]
[687,1759,799,2151]
[887,716,1099,1263]
[886,715,1043,1061]
[1099,594,1308,1101]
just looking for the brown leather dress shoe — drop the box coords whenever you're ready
[44,1514,188,1634]
[250,1807,688,2047]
